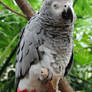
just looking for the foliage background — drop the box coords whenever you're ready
[0,0,92,92]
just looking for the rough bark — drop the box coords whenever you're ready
[60,77,74,92]
[15,0,74,92]
[46,76,74,92]
[15,0,35,20]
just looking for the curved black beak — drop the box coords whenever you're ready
[62,7,73,22]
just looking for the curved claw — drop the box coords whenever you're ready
[39,68,53,84]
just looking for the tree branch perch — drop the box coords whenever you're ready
[15,0,35,20]
[0,1,27,19]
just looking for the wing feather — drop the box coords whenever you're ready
[15,15,42,92]
[16,31,39,78]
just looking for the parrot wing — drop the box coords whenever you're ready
[15,15,42,92]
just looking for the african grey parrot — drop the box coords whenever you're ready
[15,0,76,92]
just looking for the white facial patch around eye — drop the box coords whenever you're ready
[52,1,60,10]
[51,1,64,14]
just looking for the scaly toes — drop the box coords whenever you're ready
[41,68,49,79]
[40,68,53,83]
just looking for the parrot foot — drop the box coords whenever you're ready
[39,68,53,83]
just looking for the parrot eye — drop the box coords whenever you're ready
[53,4,57,8]
[52,2,59,9]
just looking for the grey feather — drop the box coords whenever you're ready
[16,15,42,78]
[15,15,43,92]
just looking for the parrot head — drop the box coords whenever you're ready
[39,0,76,26]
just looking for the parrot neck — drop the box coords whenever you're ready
[43,24,73,40]
[18,88,36,92]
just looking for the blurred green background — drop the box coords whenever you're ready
[0,0,92,92]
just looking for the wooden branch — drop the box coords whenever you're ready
[41,68,74,92]
[59,77,74,92]
[15,0,35,20]
[0,1,27,19]
[46,76,74,92]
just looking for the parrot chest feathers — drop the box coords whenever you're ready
[38,39,72,76]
